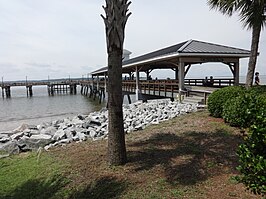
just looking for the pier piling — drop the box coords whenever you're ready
[5,86,11,98]
[70,84,77,95]
[26,85,33,97]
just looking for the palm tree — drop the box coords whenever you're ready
[101,0,131,165]
[208,0,266,87]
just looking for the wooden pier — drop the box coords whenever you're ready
[47,83,77,95]
[1,80,78,98]
[1,86,11,98]
[79,78,233,105]
[0,77,233,105]
[80,82,106,103]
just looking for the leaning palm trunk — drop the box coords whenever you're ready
[207,0,265,88]
[101,0,131,165]
[245,25,261,87]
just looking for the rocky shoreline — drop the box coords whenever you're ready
[0,99,198,157]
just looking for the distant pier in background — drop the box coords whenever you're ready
[0,80,79,98]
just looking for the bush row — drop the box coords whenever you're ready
[207,85,266,128]
[237,114,266,195]
[207,85,266,196]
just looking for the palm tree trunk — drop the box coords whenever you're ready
[107,48,127,165]
[101,0,131,165]
[245,25,261,87]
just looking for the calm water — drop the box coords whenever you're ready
[239,75,266,85]
[0,86,105,132]
[1,76,265,132]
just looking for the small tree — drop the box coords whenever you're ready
[101,0,131,165]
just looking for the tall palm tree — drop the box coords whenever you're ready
[101,0,131,165]
[208,0,266,87]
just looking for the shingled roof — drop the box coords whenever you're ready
[122,41,187,66]
[91,39,251,75]
[180,40,251,54]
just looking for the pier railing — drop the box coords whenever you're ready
[185,78,235,87]
[0,80,82,87]
[122,80,179,98]
[1,78,234,99]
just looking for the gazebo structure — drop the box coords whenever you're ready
[90,39,251,100]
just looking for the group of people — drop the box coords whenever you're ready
[203,76,214,87]
[202,72,260,86]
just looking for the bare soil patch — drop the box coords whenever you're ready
[50,111,261,199]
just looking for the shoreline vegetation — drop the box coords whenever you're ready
[0,109,261,198]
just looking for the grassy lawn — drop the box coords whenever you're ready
[0,152,69,199]
[0,111,261,199]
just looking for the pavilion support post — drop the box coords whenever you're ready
[90,75,93,87]
[178,61,185,102]
[234,61,240,86]
[175,68,179,80]
[135,67,140,101]
[104,73,107,93]
[97,75,99,91]
[146,70,149,80]
[178,61,185,92]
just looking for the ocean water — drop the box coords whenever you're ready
[0,86,105,132]
[1,76,265,132]
[239,75,266,85]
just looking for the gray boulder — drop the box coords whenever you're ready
[52,129,66,141]
[76,132,86,141]
[18,137,51,151]
[12,124,29,133]
[10,132,24,140]
[0,134,10,143]
[0,141,20,154]
[40,126,57,135]
[30,134,52,140]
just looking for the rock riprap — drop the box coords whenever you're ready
[0,100,198,156]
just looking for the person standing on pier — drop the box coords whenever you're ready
[203,76,208,86]
[255,72,260,85]
[209,76,214,86]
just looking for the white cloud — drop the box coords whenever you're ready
[0,0,264,80]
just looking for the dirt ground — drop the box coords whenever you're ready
[50,111,262,199]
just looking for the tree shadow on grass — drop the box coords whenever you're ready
[128,129,242,186]
[68,176,127,199]
[0,175,67,199]
[1,176,127,199]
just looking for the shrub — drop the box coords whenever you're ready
[207,86,245,118]
[237,114,266,196]
[222,94,266,128]
[248,85,266,96]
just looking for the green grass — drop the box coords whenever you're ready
[0,152,69,199]
[0,111,260,199]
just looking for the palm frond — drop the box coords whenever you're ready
[238,0,265,29]
[207,0,266,30]
[207,0,237,15]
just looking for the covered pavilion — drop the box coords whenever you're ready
[90,39,251,100]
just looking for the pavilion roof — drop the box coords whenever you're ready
[91,39,251,76]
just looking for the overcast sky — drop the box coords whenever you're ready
[0,0,265,81]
